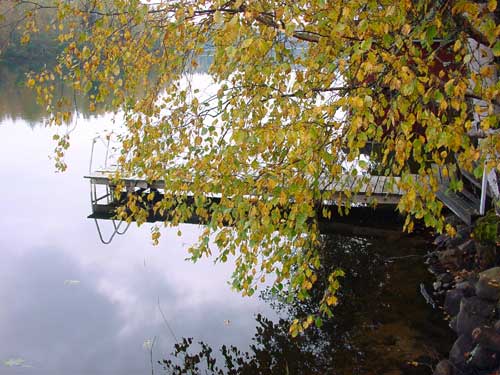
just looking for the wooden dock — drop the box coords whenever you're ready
[85,165,489,233]
[85,170,408,206]
[85,170,416,242]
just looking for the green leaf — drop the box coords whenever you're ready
[425,25,437,46]
[493,41,500,57]
[360,38,372,51]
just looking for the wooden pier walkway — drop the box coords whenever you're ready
[85,170,409,206]
[85,164,493,231]
[85,169,416,242]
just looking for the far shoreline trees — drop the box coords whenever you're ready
[0,1,63,70]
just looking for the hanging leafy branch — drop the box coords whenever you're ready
[4,0,499,333]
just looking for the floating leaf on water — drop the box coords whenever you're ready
[4,358,32,367]
[64,280,81,286]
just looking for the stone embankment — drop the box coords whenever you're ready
[430,224,500,375]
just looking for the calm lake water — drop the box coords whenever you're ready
[0,66,452,374]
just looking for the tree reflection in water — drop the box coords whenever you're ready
[160,234,452,375]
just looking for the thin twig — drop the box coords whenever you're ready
[150,335,157,375]
[157,297,178,343]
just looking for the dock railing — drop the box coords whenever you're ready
[88,133,131,244]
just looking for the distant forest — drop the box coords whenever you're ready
[0,1,63,71]
[0,1,215,74]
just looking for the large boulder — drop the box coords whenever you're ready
[476,243,497,270]
[458,239,476,254]
[449,335,474,368]
[445,289,465,316]
[433,359,454,375]
[455,281,476,297]
[450,316,458,333]
[475,267,500,301]
[438,248,464,271]
[456,297,495,337]
[468,345,499,370]
[473,326,500,352]
[438,272,454,284]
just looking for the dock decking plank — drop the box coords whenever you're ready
[347,175,358,192]
[86,171,411,199]
[383,176,398,194]
[365,176,379,195]
[85,169,483,225]
[374,176,386,194]
[356,175,371,194]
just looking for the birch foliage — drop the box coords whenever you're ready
[8,0,500,332]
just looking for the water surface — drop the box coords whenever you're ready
[0,68,452,374]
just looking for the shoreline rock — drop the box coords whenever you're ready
[431,225,500,375]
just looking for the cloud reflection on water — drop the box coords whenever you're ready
[0,117,272,374]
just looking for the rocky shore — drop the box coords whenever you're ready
[429,222,500,375]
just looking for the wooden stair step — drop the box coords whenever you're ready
[459,188,480,207]
[436,188,478,225]
[460,169,482,190]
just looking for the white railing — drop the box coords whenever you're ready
[467,37,499,217]
[480,162,500,216]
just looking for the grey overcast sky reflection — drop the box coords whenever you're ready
[0,117,272,375]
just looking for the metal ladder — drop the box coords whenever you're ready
[89,134,130,244]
